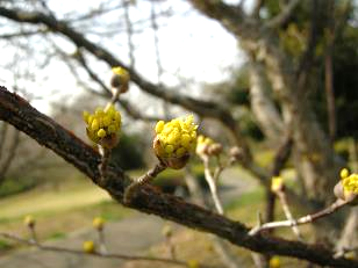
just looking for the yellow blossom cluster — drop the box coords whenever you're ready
[340,168,358,194]
[83,105,121,148]
[153,115,197,168]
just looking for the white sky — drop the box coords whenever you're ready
[0,0,247,114]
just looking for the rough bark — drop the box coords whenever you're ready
[1,86,357,267]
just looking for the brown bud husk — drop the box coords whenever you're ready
[111,74,129,93]
[271,181,285,193]
[208,143,223,156]
[86,129,119,149]
[153,137,190,169]
[230,146,244,161]
[334,181,358,205]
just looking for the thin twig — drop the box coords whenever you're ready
[276,190,303,240]
[124,162,167,204]
[202,156,224,215]
[266,0,301,28]
[98,228,108,254]
[98,145,110,186]
[249,199,349,235]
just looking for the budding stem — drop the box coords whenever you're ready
[123,162,167,204]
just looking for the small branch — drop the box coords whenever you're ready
[276,190,303,240]
[98,146,111,187]
[97,228,109,254]
[249,199,349,235]
[202,156,224,215]
[123,162,167,204]
[266,0,301,28]
[251,0,265,18]
[123,0,135,68]
[0,232,188,267]
[0,128,20,185]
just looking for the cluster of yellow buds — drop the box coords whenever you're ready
[153,115,198,169]
[341,168,358,194]
[334,168,358,203]
[271,176,284,193]
[83,240,96,254]
[196,135,222,157]
[83,104,121,149]
[92,217,105,231]
[111,66,130,93]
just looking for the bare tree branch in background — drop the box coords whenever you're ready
[251,0,265,19]
[266,0,301,28]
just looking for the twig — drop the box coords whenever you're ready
[266,0,301,28]
[123,162,167,204]
[202,156,224,215]
[249,199,349,235]
[0,232,188,267]
[97,228,108,254]
[98,145,110,186]
[276,190,303,240]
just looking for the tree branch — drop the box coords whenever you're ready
[0,6,256,158]
[188,0,248,36]
[0,7,230,123]
[0,86,358,267]
[251,0,265,19]
[266,0,301,28]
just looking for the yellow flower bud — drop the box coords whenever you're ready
[196,135,222,157]
[83,111,90,123]
[111,67,130,92]
[95,108,104,116]
[340,168,350,179]
[97,129,106,138]
[91,119,99,131]
[156,120,165,134]
[187,259,200,268]
[269,256,281,268]
[92,217,105,231]
[165,145,174,154]
[83,240,95,254]
[24,215,35,228]
[271,176,284,193]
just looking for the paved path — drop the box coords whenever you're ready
[0,167,257,268]
[0,215,168,268]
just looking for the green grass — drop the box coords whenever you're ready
[0,180,111,220]
[0,173,132,242]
